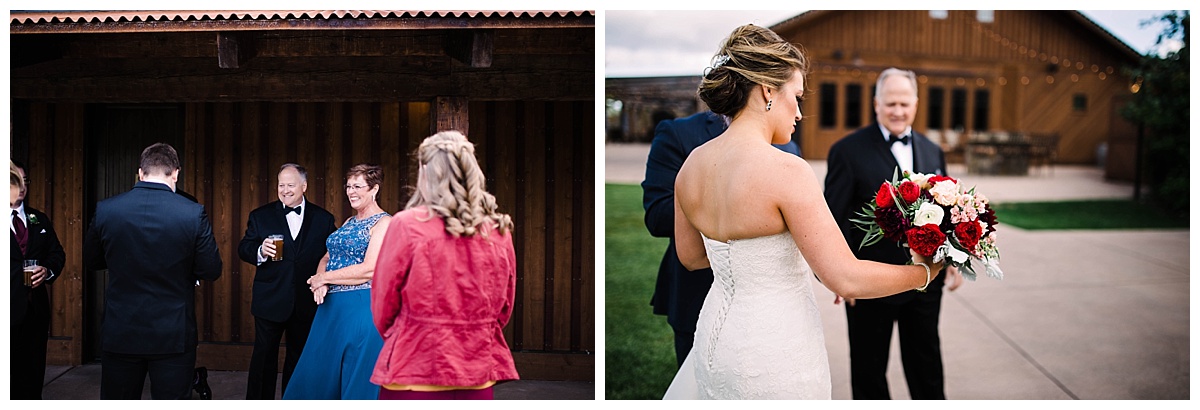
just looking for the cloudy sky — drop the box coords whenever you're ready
[604,10,1182,78]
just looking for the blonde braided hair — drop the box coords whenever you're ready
[406,130,513,237]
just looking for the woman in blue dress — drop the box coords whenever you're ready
[283,164,392,399]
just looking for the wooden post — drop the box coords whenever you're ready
[434,96,469,137]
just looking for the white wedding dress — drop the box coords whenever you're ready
[663,232,831,399]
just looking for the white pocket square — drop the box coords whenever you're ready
[40,229,47,233]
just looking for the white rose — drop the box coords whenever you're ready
[908,173,932,189]
[912,202,945,226]
[930,180,959,206]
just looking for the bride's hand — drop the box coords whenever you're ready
[910,249,945,280]
[833,295,856,307]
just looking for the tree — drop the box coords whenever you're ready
[1121,10,1189,216]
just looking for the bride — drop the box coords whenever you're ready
[663,24,944,400]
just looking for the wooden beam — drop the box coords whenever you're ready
[472,30,494,68]
[216,32,256,69]
[445,30,494,68]
[10,54,592,101]
[434,96,470,136]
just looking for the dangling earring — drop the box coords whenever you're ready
[766,100,773,112]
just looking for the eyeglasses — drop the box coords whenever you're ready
[344,184,370,191]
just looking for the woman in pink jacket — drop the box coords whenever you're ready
[370,130,519,400]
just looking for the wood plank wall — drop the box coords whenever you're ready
[17,99,594,380]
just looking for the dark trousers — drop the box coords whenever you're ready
[101,346,197,399]
[378,387,494,400]
[671,324,696,369]
[845,291,946,400]
[10,292,50,400]
[245,312,313,399]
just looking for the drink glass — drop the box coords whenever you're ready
[268,235,285,261]
[23,259,38,287]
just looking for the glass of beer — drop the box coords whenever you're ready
[23,259,38,287]
[268,235,285,261]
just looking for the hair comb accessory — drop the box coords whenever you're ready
[711,54,730,69]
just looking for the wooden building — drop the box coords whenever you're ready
[604,76,705,143]
[9,10,595,381]
[606,10,1143,179]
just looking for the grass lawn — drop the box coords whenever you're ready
[603,183,677,400]
[991,199,1188,230]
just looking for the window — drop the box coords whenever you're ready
[927,87,945,129]
[973,89,990,131]
[819,83,837,128]
[977,10,994,23]
[950,88,967,130]
[930,10,948,19]
[844,83,863,128]
[1073,94,1088,111]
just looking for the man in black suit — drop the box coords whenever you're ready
[84,142,222,399]
[10,160,66,400]
[240,163,336,399]
[824,68,962,399]
[643,110,801,367]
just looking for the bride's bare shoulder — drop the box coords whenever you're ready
[758,150,819,191]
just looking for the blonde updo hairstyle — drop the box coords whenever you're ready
[697,24,809,118]
[10,160,24,192]
[406,130,513,238]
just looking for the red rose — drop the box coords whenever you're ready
[954,221,983,252]
[905,224,946,257]
[898,180,921,204]
[928,175,958,185]
[875,182,896,208]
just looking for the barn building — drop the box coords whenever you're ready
[606,10,1144,179]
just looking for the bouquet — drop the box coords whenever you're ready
[852,169,1003,282]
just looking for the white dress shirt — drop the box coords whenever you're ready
[880,123,915,173]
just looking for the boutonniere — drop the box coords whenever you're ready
[28,214,39,225]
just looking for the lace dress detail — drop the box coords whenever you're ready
[326,212,388,293]
[664,231,830,399]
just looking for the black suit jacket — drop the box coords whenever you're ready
[824,124,948,300]
[238,200,336,323]
[83,181,223,355]
[10,206,66,325]
[643,111,800,332]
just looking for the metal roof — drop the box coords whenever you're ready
[11,10,594,33]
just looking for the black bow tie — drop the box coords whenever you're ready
[888,134,911,145]
[285,205,301,215]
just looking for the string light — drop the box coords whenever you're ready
[971,19,1121,86]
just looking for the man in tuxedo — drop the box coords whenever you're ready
[84,142,222,399]
[240,163,336,399]
[643,110,801,366]
[10,160,66,400]
[824,68,962,399]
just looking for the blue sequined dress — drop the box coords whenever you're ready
[283,212,389,400]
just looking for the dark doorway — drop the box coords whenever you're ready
[83,104,185,363]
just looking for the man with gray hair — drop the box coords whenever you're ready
[239,163,336,399]
[823,68,963,399]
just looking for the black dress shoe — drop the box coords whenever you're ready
[193,367,212,400]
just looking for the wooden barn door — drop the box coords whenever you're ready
[83,104,185,362]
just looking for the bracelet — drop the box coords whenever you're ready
[914,262,931,292]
